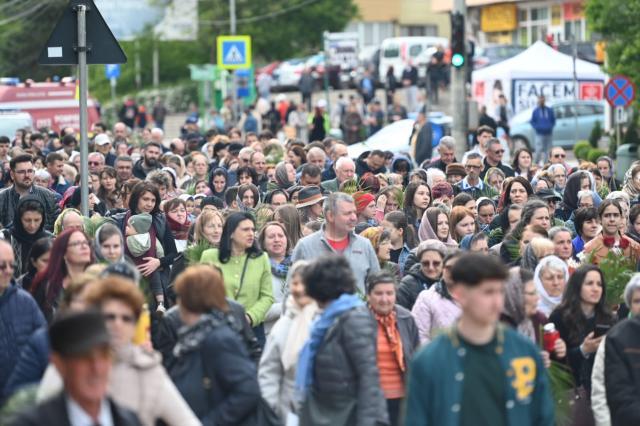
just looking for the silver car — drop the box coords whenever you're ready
[509,100,604,149]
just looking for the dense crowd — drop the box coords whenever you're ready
[0,94,640,426]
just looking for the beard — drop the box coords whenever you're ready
[144,157,158,168]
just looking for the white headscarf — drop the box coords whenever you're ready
[533,255,569,316]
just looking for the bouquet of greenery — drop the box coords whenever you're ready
[587,250,636,306]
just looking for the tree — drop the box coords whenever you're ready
[586,0,640,101]
[0,0,70,79]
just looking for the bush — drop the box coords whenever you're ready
[573,141,592,160]
[587,148,608,163]
[589,121,603,148]
[623,108,640,146]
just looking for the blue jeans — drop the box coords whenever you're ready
[534,133,553,165]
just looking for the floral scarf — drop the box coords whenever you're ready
[269,255,291,279]
[173,313,224,358]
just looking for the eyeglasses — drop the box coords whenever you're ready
[104,313,136,324]
[492,149,505,154]
[465,165,482,170]
[68,240,90,248]
[0,261,16,271]
[89,161,102,166]
[553,154,566,158]
[421,261,442,268]
[14,169,35,175]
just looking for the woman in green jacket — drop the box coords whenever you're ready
[201,211,274,346]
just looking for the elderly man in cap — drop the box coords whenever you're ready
[292,192,380,293]
[0,240,46,401]
[11,309,141,426]
[94,133,117,167]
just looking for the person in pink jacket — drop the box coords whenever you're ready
[411,251,462,344]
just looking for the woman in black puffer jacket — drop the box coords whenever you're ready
[397,241,446,310]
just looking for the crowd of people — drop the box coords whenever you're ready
[0,90,640,426]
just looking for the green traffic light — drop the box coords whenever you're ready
[451,53,465,67]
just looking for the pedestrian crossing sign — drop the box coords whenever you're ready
[217,35,252,70]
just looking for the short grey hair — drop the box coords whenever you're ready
[426,168,446,187]
[323,192,354,217]
[464,152,482,164]
[487,138,502,149]
[307,147,326,160]
[577,190,593,202]
[335,156,354,171]
[35,169,51,181]
[624,274,640,308]
[88,152,105,162]
[607,191,631,205]
[438,136,455,151]
[548,226,572,240]
[146,170,170,188]
[548,164,566,175]
[289,260,311,279]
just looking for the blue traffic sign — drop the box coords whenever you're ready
[105,64,121,79]
[605,75,635,108]
[217,36,252,70]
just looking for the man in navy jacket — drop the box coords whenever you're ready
[530,95,556,166]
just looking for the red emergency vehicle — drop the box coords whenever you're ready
[0,80,100,132]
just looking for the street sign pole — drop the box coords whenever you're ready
[110,77,117,123]
[616,106,623,148]
[230,0,238,123]
[76,4,89,217]
[323,32,331,119]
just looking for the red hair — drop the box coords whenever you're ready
[31,229,94,311]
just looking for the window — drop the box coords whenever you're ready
[400,25,438,37]
[409,45,423,57]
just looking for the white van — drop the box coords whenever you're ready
[378,36,449,82]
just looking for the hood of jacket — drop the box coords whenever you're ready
[115,343,162,370]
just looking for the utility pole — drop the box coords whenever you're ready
[76,4,89,216]
[153,41,159,87]
[451,0,468,160]
[230,0,239,123]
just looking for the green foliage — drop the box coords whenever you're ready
[548,362,576,425]
[587,148,607,163]
[588,121,602,148]
[609,135,618,159]
[573,140,592,160]
[623,109,640,146]
[586,0,640,106]
[586,249,636,306]
[184,241,213,265]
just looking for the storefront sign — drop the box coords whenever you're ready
[481,4,518,33]
[563,2,584,21]
[512,79,603,112]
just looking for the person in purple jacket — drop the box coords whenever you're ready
[530,95,556,166]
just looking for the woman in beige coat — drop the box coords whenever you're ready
[37,275,200,426]
[258,260,318,422]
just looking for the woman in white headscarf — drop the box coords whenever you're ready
[258,261,318,422]
[533,255,570,316]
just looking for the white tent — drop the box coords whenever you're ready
[472,41,608,116]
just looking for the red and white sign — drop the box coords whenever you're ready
[579,82,604,101]
[0,82,100,132]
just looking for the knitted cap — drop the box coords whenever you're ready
[127,213,152,233]
[353,191,375,214]
[432,181,454,199]
[446,163,466,177]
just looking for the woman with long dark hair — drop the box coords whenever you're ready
[30,229,94,322]
[273,204,303,249]
[381,211,417,274]
[403,182,431,232]
[112,181,178,312]
[16,237,52,293]
[201,211,274,345]
[208,167,228,199]
[97,166,120,210]
[511,147,534,181]
[550,265,614,392]
[1,196,52,277]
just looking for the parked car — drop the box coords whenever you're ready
[272,58,306,90]
[378,37,449,83]
[509,100,604,149]
[347,112,453,160]
[0,110,33,138]
[473,44,526,69]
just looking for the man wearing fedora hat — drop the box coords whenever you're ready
[11,310,141,426]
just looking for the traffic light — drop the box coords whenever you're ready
[451,12,465,68]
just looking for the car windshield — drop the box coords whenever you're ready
[383,45,400,58]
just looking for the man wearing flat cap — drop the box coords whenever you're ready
[11,310,141,426]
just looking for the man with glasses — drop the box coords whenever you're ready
[88,152,106,174]
[0,154,60,231]
[453,153,498,200]
[0,240,46,400]
[531,95,556,166]
[480,138,514,180]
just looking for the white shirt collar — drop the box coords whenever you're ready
[66,395,114,426]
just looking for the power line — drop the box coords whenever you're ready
[199,0,320,26]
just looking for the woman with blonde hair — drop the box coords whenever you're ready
[193,209,224,248]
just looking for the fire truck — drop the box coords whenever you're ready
[0,79,100,132]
